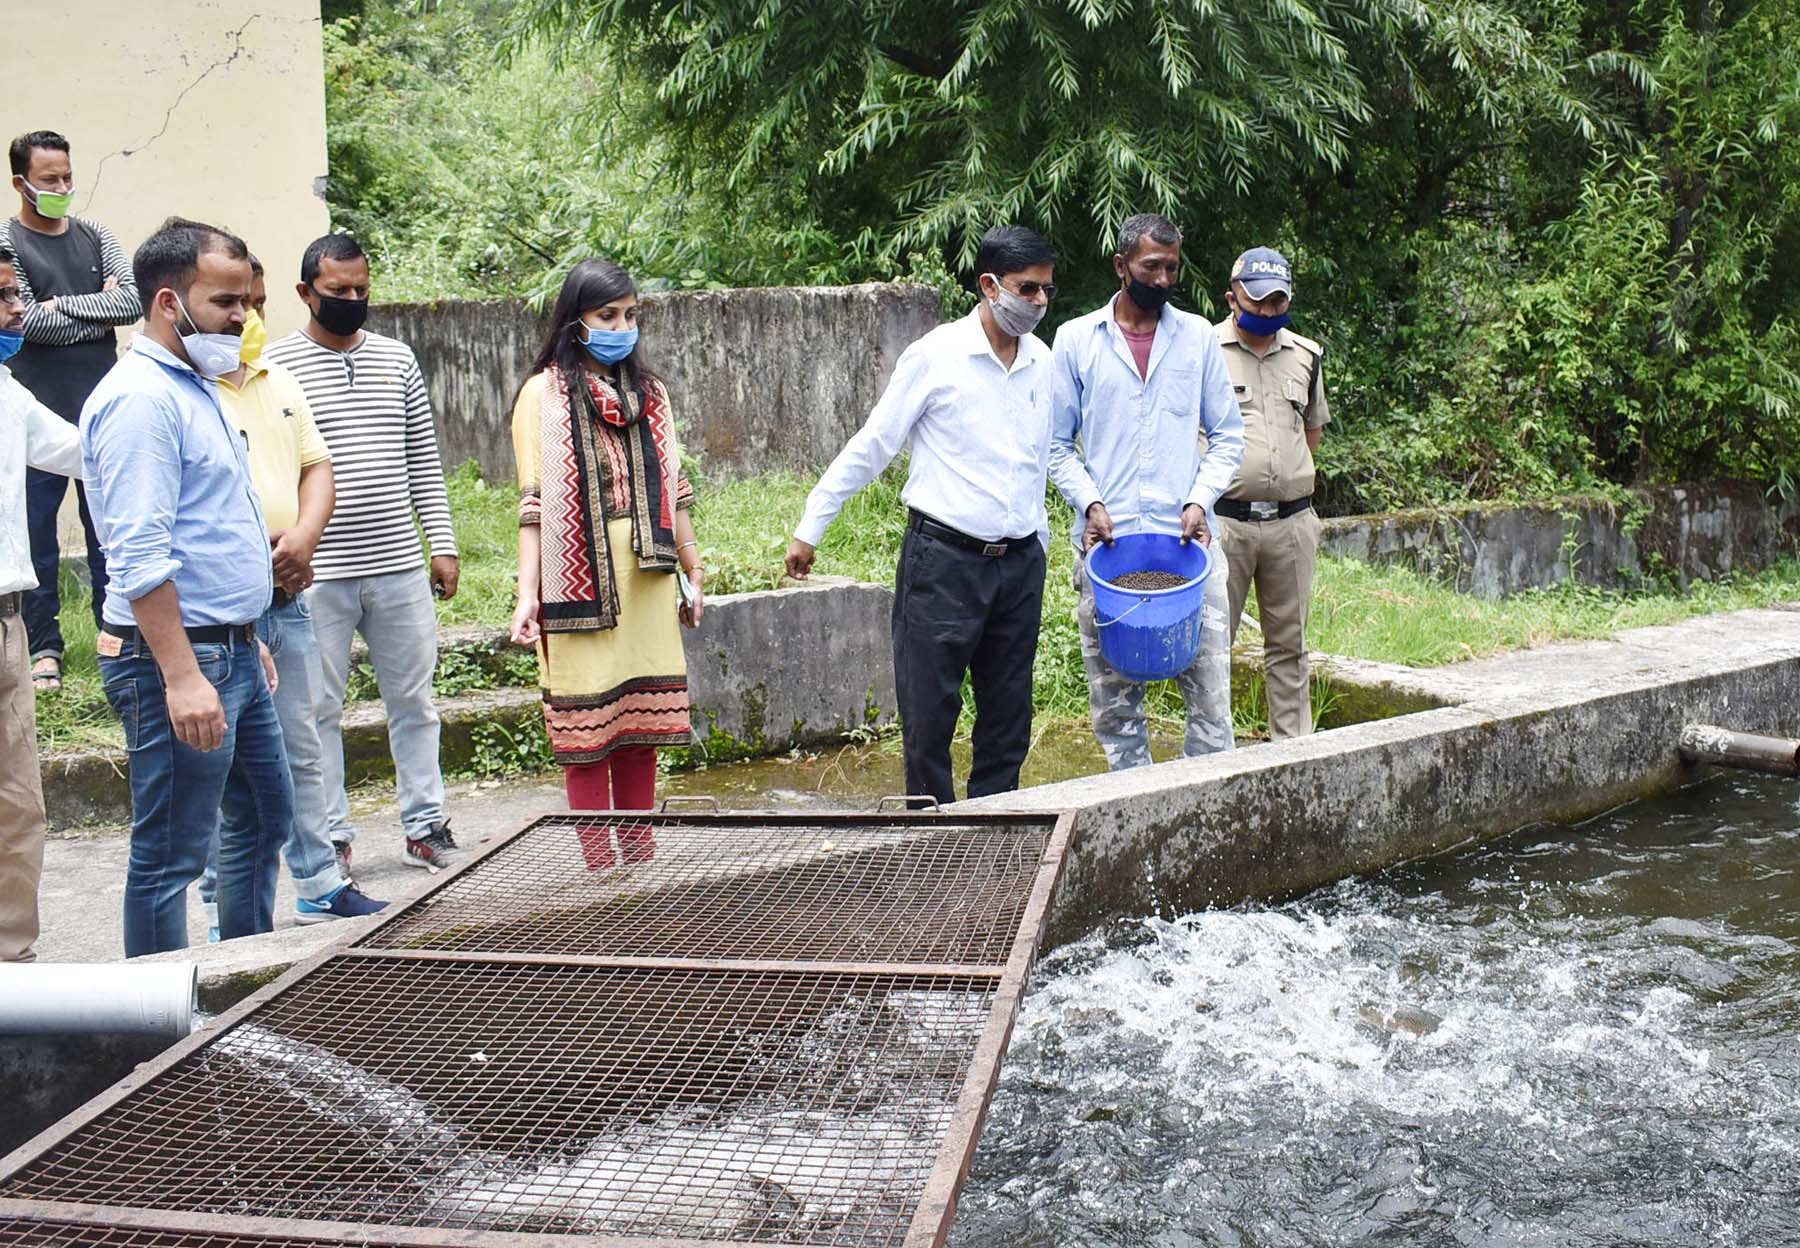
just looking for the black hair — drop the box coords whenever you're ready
[249,253,264,277]
[1116,213,1182,258]
[518,257,660,417]
[973,225,1057,281]
[132,217,250,317]
[0,245,15,266]
[300,233,366,285]
[9,131,69,177]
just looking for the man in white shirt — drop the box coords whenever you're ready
[0,246,84,961]
[785,225,1057,803]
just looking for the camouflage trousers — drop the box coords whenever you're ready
[1075,543,1235,770]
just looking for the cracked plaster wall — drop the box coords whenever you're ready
[31,0,330,550]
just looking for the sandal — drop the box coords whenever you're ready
[30,656,61,693]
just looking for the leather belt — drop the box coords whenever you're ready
[101,621,257,646]
[0,592,19,619]
[1215,495,1313,522]
[908,510,1036,557]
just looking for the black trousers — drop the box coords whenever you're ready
[891,525,1046,804]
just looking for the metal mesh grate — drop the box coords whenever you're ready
[0,811,1072,1247]
[0,1219,412,1247]
[359,815,1049,963]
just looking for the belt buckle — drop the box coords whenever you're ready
[981,542,1007,557]
[1249,500,1280,520]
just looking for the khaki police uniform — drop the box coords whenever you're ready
[1213,319,1330,738]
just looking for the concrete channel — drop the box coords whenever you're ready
[6,602,1798,1232]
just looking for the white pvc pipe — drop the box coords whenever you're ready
[0,963,196,1039]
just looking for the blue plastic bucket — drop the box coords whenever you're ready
[1086,532,1213,681]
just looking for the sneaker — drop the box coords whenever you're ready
[204,901,219,945]
[404,821,462,870]
[296,884,391,924]
[333,840,355,884]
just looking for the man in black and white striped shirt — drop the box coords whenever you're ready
[4,130,139,690]
[264,234,462,871]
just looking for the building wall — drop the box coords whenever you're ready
[16,0,331,339]
[19,0,331,550]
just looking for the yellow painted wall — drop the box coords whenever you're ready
[8,0,331,341]
[6,0,330,555]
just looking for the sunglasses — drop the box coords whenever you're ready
[995,277,1058,301]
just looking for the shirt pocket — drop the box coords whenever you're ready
[1283,378,1308,429]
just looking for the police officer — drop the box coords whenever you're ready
[1214,247,1329,739]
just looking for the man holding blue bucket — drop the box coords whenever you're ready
[1050,213,1244,769]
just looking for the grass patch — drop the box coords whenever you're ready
[33,461,1800,758]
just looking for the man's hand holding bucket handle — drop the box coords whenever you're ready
[1181,504,1211,547]
[1083,501,1114,551]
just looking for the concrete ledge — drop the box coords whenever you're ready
[1323,484,1800,598]
[41,578,901,828]
[682,575,896,761]
[964,606,1800,946]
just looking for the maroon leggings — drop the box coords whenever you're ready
[564,747,658,868]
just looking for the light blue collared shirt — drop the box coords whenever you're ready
[1049,297,1245,549]
[80,336,273,628]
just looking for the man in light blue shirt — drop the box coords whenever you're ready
[1050,213,1245,768]
[80,217,291,955]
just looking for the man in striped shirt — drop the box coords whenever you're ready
[4,130,140,691]
[264,235,462,871]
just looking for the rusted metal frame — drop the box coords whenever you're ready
[0,1199,822,1247]
[336,947,1010,978]
[0,814,561,1182]
[904,809,1077,1248]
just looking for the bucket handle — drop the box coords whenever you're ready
[1094,596,1154,629]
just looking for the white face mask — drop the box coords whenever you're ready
[984,275,1047,338]
[173,293,243,379]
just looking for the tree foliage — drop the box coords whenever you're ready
[329,0,1800,505]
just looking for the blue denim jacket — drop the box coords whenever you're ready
[80,336,273,627]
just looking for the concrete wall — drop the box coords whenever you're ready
[366,283,940,485]
[967,606,1800,946]
[683,575,896,761]
[42,576,900,828]
[23,0,331,343]
[1323,484,1800,598]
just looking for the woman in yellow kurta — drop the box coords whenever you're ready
[508,259,702,835]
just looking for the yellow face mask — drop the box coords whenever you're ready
[239,308,267,365]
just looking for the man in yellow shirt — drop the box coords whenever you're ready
[198,256,387,934]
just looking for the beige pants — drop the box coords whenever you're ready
[1221,510,1322,739]
[0,611,46,961]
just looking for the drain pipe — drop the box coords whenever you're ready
[1679,724,1800,778]
[0,963,196,1039]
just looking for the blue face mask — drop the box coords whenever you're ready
[1235,308,1291,336]
[579,323,638,365]
[0,329,22,363]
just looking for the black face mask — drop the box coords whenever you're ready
[310,287,369,337]
[1125,277,1174,314]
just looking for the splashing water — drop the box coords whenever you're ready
[955,775,1800,1247]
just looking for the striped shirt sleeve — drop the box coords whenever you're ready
[53,221,141,325]
[403,352,458,558]
[1,218,131,346]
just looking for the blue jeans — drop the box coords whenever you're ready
[200,596,346,909]
[100,629,292,955]
[310,569,445,843]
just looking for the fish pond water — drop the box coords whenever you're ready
[955,773,1800,1247]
